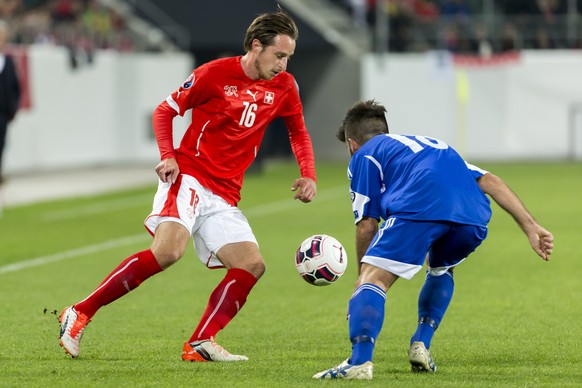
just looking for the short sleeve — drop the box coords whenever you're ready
[349,154,384,223]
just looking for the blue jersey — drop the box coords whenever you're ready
[348,134,492,227]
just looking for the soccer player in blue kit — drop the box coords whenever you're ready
[313,100,554,380]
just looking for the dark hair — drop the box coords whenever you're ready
[337,100,389,144]
[243,7,299,51]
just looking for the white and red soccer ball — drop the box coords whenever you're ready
[295,234,348,286]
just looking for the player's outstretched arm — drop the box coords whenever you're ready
[291,177,317,203]
[477,173,554,261]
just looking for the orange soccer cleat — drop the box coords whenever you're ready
[182,339,248,362]
[58,306,91,358]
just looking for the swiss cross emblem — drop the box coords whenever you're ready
[264,91,275,105]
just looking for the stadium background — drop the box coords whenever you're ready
[2,0,581,181]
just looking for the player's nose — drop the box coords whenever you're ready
[279,57,288,70]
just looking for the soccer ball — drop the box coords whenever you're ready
[295,234,348,286]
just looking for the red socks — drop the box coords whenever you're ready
[74,249,162,319]
[189,268,258,343]
[73,252,256,342]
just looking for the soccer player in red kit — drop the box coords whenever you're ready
[58,9,317,362]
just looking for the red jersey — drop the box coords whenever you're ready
[153,56,317,206]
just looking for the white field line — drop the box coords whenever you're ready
[0,235,149,275]
[0,186,347,275]
[40,194,153,222]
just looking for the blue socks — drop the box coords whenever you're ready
[410,270,454,349]
[348,283,386,365]
[347,271,453,365]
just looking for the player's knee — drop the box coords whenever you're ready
[230,256,265,279]
[245,259,266,279]
[358,263,397,291]
[152,245,186,269]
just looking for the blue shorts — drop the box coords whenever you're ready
[361,217,487,280]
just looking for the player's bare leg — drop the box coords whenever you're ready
[150,221,191,269]
[216,241,266,278]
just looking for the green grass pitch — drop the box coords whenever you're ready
[0,161,580,387]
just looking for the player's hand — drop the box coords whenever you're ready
[155,158,180,184]
[527,225,554,261]
[291,177,316,203]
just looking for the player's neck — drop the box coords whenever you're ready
[240,53,259,81]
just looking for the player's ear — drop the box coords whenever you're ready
[251,39,263,53]
[347,138,358,155]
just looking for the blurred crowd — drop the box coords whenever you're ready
[335,0,582,54]
[0,0,142,57]
[2,0,582,58]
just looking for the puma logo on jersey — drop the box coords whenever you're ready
[246,90,258,101]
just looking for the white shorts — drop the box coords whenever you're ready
[144,174,258,268]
